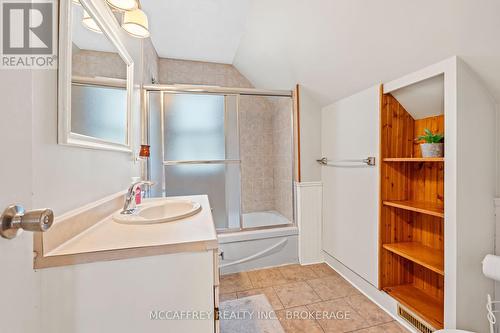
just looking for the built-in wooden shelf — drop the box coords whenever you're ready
[383,200,444,218]
[383,242,444,275]
[383,284,444,329]
[383,157,444,162]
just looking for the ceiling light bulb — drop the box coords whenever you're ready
[122,9,150,38]
[82,10,102,33]
[106,0,137,11]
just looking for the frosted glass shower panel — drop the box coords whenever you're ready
[164,164,241,229]
[163,93,225,161]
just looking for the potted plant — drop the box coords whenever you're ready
[417,128,444,157]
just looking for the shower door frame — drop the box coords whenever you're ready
[142,84,296,232]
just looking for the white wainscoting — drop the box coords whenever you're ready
[296,182,323,264]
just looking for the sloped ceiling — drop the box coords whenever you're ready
[142,0,500,107]
[391,75,444,120]
[233,0,500,106]
[141,0,249,64]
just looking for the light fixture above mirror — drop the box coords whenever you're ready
[122,8,150,38]
[81,0,150,39]
[106,0,137,11]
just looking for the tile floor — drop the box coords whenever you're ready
[219,264,410,333]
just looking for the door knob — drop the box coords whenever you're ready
[0,205,54,239]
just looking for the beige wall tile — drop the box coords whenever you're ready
[72,49,126,79]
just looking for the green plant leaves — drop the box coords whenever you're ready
[417,128,444,143]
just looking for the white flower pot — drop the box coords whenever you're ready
[420,143,444,158]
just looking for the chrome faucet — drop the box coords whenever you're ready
[121,180,154,214]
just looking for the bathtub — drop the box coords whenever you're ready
[241,211,292,228]
[218,211,299,274]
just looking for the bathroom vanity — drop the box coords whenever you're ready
[35,194,220,333]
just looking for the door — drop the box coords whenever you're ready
[321,85,380,287]
[0,71,41,332]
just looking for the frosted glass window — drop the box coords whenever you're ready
[165,164,240,229]
[164,94,225,161]
[71,84,127,144]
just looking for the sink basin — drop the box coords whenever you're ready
[112,199,202,225]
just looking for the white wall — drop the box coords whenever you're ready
[31,0,144,214]
[455,58,496,333]
[298,86,322,182]
[0,0,149,332]
[0,71,41,333]
[321,85,380,287]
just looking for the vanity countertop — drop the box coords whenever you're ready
[36,195,218,268]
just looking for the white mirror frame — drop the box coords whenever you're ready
[58,0,134,152]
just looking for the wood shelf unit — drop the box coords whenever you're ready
[383,157,444,162]
[383,284,444,329]
[379,92,445,329]
[383,200,444,218]
[383,242,444,275]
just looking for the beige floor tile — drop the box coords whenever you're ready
[279,264,319,282]
[219,293,237,302]
[237,287,284,310]
[276,306,324,333]
[247,267,288,288]
[345,294,393,326]
[307,276,359,301]
[274,282,322,308]
[220,272,253,293]
[307,298,369,332]
[353,321,410,333]
[306,263,341,278]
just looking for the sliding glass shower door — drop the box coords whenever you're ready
[146,87,295,231]
[148,92,241,230]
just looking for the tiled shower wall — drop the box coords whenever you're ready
[239,96,275,213]
[271,97,294,221]
[72,48,126,79]
[158,58,293,221]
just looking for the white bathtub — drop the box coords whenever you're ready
[218,211,298,274]
[241,211,292,228]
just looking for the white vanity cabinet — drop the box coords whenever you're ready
[40,249,219,333]
[36,194,220,333]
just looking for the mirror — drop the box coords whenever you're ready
[58,0,134,152]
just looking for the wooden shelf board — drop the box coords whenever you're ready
[383,242,444,275]
[383,157,444,162]
[383,200,444,218]
[383,284,443,329]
